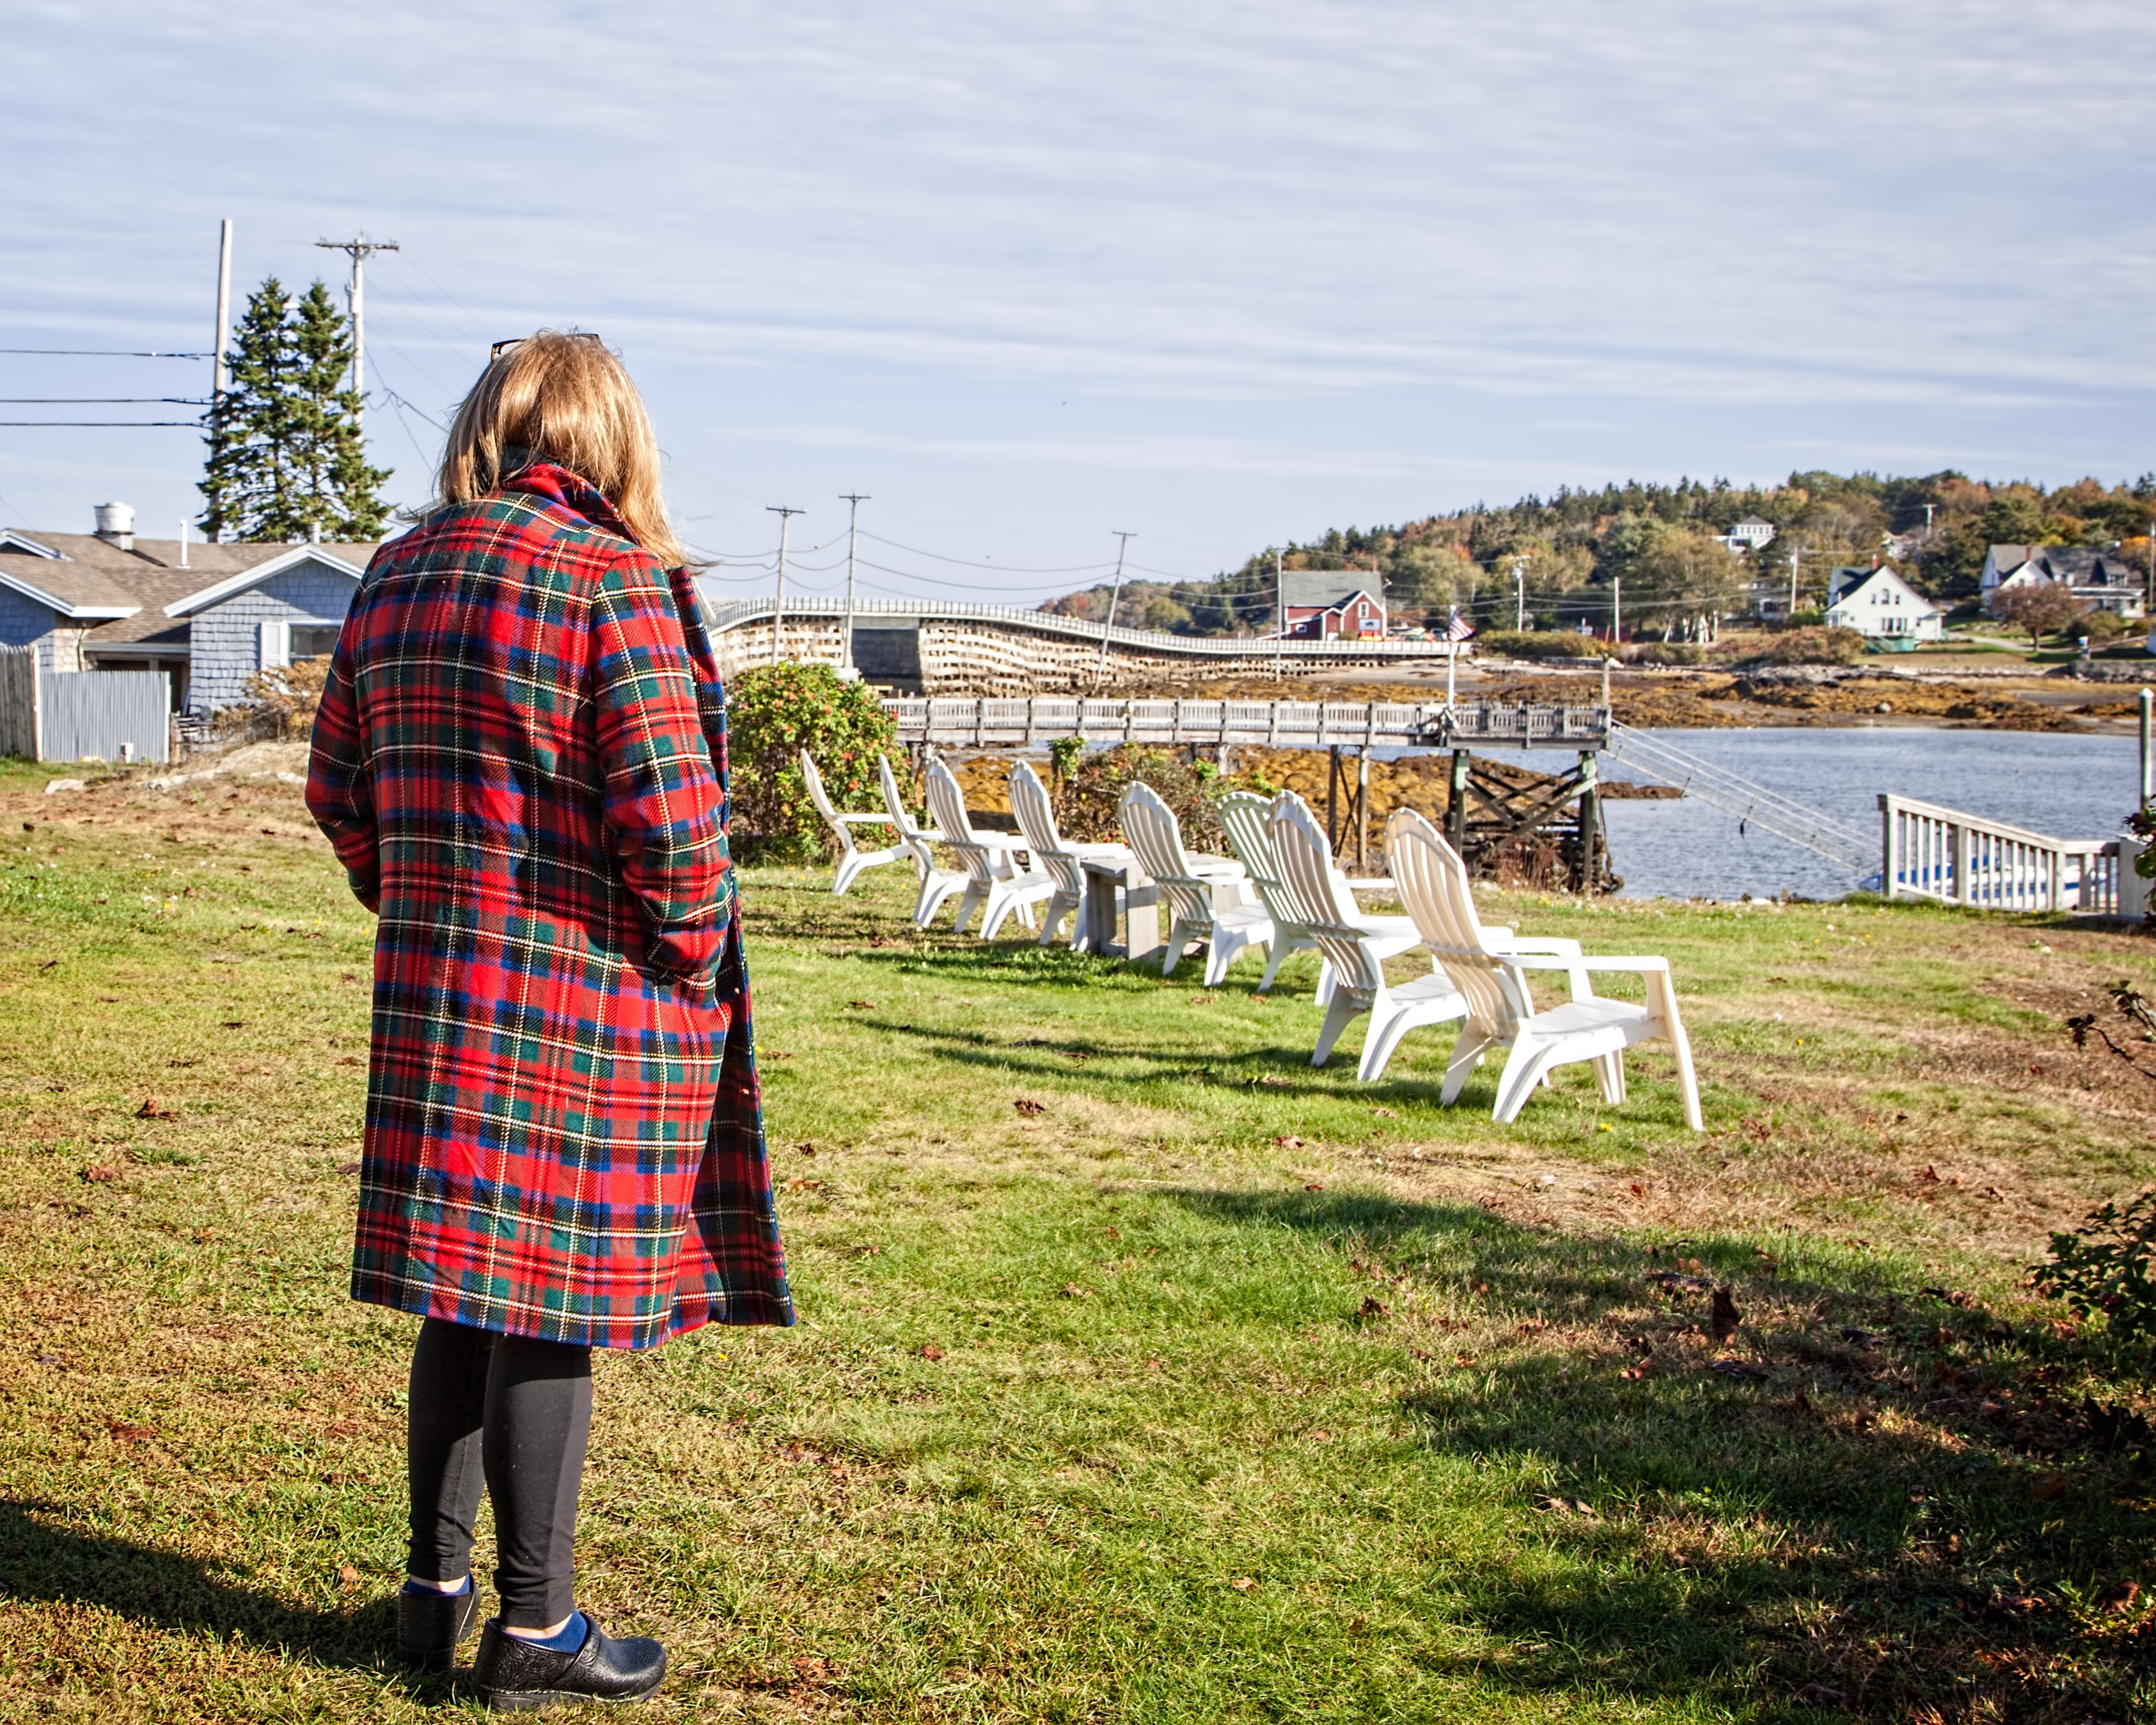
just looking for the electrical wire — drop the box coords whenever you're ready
[0,347,210,358]
[858,529,1115,574]
[0,420,201,427]
[0,397,209,406]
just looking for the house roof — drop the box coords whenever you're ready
[1826,567,1942,616]
[0,527,378,631]
[1732,515,1774,529]
[162,542,374,616]
[1280,572,1383,610]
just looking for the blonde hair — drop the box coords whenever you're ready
[437,331,687,567]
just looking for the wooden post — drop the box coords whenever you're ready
[1326,744,1341,852]
[2140,687,2152,805]
[1878,793,1898,900]
[1952,817,1972,906]
[1356,748,1371,869]
[1575,748,1599,893]
[1448,749,1470,851]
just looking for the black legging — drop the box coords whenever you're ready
[407,1318,592,1628]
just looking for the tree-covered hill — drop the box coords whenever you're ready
[1042,471,2156,638]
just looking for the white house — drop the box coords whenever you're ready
[1717,516,1776,554]
[1825,566,1944,642]
[1981,544,2145,619]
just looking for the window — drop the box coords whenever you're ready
[289,623,341,661]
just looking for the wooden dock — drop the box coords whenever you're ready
[881,696,1610,752]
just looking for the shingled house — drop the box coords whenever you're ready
[0,505,376,710]
[1273,572,1387,640]
[1980,545,2146,620]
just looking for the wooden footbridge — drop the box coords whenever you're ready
[879,695,1609,751]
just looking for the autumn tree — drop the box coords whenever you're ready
[1990,581,2092,649]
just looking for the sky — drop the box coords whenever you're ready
[3,0,2152,605]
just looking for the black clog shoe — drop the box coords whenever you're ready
[470,1615,666,1711]
[397,1582,480,1672]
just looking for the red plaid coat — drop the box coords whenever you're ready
[306,462,792,1350]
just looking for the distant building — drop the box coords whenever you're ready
[1825,565,1944,642]
[1980,544,2145,619]
[1273,572,1386,640]
[0,504,377,710]
[1717,515,1776,554]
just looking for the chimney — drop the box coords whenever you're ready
[93,501,136,551]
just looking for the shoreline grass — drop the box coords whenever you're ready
[0,760,2151,1721]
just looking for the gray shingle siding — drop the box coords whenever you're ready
[0,588,86,670]
[189,562,359,710]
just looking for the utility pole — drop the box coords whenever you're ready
[1612,572,1622,643]
[1788,542,1802,621]
[2147,516,2153,618]
[838,492,870,678]
[1514,559,1525,631]
[1274,547,1285,680]
[315,234,400,438]
[766,505,803,665]
[1094,531,1135,682]
[211,219,233,401]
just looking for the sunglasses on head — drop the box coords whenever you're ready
[489,331,605,359]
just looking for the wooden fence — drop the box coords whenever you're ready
[1879,792,2120,916]
[0,645,36,760]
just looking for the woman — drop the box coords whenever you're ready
[307,331,792,1709]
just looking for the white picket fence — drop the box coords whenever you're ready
[1879,792,2121,915]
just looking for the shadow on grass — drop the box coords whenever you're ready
[0,1497,450,1694]
[1163,1187,2148,1721]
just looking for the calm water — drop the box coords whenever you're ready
[1472,727,2138,901]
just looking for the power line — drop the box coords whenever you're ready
[0,420,201,427]
[0,397,208,406]
[0,347,212,358]
[858,529,1114,574]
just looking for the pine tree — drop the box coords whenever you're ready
[198,277,390,542]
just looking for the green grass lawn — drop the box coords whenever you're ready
[0,760,2151,1722]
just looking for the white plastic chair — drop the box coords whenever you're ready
[1218,789,1420,997]
[924,759,1057,938]
[1386,809,1703,1130]
[1115,782,1272,985]
[1009,760,1132,949]
[879,755,964,927]
[1270,793,1469,1079]
[800,750,907,896]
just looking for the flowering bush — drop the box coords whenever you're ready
[725,662,899,862]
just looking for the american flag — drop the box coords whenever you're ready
[1444,613,1475,642]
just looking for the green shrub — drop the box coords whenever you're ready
[724,662,899,863]
[1622,642,1704,666]
[1740,627,1867,666]
[2034,1189,2156,1372]
[1477,630,1602,661]
[1055,744,1227,849]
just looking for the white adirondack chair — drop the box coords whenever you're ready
[1385,809,1703,1130]
[1008,760,1131,949]
[924,759,1057,938]
[800,750,907,896]
[1115,782,1272,985]
[1269,793,1469,1078]
[879,755,964,927]
[1217,789,1420,997]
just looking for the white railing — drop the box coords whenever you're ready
[1607,723,1873,873]
[882,696,1609,751]
[696,592,1463,663]
[1879,793,2121,915]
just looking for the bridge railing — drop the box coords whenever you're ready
[696,592,1463,661]
[1879,792,2120,915]
[882,695,1609,750]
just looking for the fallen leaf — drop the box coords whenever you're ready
[1013,1098,1046,1116]
[851,1243,882,1257]
[81,1165,121,1184]
[335,1160,362,1175]
[1711,1285,1742,1343]
[1305,1181,1326,1192]
[1146,1356,1165,1370]
[135,1098,177,1121]
[1914,1164,1940,1185]
[846,999,874,1009]
[35,1352,67,1368]
[761,1049,794,1059]
[1358,1295,1389,1319]
[791,1656,835,1687]
[1309,1429,1331,1442]
[220,1020,245,1029]
[1229,1576,1257,1593]
[1709,1359,1765,1382]
[1273,1135,1304,1149]
[2098,1580,2140,1612]
[916,1344,945,1361]
[1257,1075,1290,1088]
[1619,1359,1655,1380]
[107,1421,153,1446]
[1794,1683,1847,1707]
[1370,1106,1397,1118]
[336,1563,361,1587]
[783,1176,822,1193]
[1060,1282,1090,1299]
[2027,1471,2066,1502]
